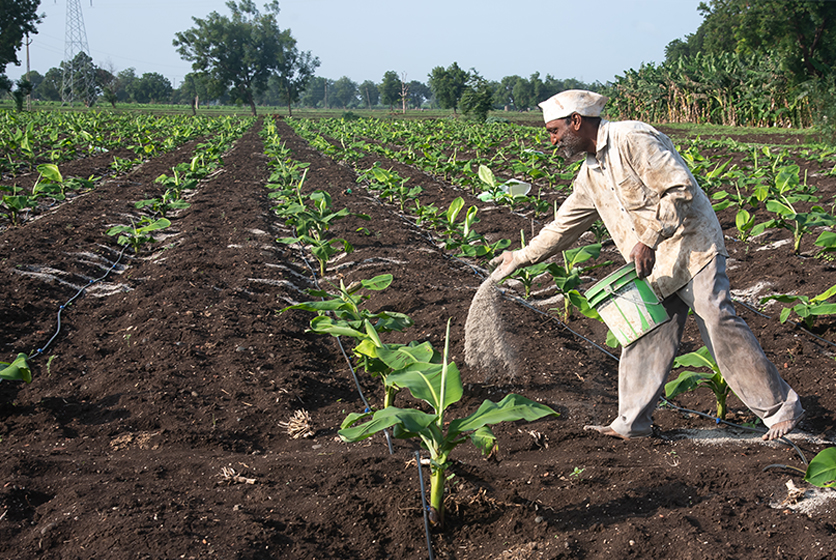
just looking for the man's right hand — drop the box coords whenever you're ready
[489,251,517,280]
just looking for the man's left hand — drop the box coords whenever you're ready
[630,242,656,278]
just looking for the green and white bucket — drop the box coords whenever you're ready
[584,263,670,347]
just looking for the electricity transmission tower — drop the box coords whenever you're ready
[61,0,96,106]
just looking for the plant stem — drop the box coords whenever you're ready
[429,465,445,528]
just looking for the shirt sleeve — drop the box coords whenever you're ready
[514,184,600,267]
[624,130,696,249]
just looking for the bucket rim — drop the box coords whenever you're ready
[584,262,637,300]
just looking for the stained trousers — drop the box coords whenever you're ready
[609,255,804,437]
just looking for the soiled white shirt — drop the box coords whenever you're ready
[515,120,727,298]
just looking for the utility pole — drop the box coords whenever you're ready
[61,0,96,106]
[25,33,32,110]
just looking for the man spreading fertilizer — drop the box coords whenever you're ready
[490,89,805,441]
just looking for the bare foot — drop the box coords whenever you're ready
[762,414,805,441]
[583,425,631,440]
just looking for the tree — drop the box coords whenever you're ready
[174,72,213,112]
[378,70,400,110]
[128,72,172,104]
[669,0,836,82]
[407,80,431,109]
[97,63,118,108]
[11,77,31,110]
[512,77,535,110]
[299,76,329,107]
[492,75,520,109]
[358,79,378,108]
[116,68,138,102]
[61,51,98,106]
[328,76,358,108]
[33,66,61,101]
[428,62,468,115]
[459,73,494,122]
[272,42,319,116]
[173,0,297,116]
[0,0,42,92]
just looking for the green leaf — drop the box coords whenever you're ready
[447,394,557,439]
[0,353,33,383]
[338,406,437,442]
[811,284,836,304]
[309,316,365,338]
[665,370,715,400]
[387,361,464,412]
[779,307,792,323]
[672,346,716,371]
[446,197,464,224]
[36,163,62,184]
[477,165,497,188]
[340,410,373,429]
[360,274,393,291]
[805,447,836,488]
[814,231,836,251]
[469,426,498,456]
[376,341,435,371]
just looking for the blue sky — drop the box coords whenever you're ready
[8,0,705,89]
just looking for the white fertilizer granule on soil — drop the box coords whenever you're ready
[465,272,517,381]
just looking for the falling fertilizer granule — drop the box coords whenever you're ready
[465,270,517,381]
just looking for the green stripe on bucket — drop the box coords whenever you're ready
[584,262,670,346]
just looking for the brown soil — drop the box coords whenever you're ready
[1,117,835,560]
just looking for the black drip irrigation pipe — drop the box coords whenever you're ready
[291,243,395,455]
[30,244,130,361]
[415,451,435,560]
[734,297,836,349]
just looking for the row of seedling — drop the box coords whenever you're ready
[0,110,247,175]
[262,118,367,276]
[0,115,255,228]
[106,118,254,254]
[285,116,572,218]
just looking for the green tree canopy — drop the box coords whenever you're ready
[33,66,60,100]
[358,79,379,108]
[0,0,42,91]
[299,76,329,107]
[459,72,494,122]
[128,72,173,104]
[378,70,400,110]
[272,42,318,115]
[329,76,358,108]
[406,80,431,109]
[667,0,836,82]
[428,62,468,114]
[173,0,297,115]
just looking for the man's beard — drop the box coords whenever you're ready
[557,128,586,160]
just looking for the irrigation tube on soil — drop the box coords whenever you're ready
[415,451,435,560]
[31,245,130,360]
[291,241,395,455]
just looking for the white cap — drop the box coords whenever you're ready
[538,89,608,123]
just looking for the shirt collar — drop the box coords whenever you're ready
[584,119,610,169]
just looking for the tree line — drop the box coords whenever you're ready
[604,0,836,132]
[2,1,597,118]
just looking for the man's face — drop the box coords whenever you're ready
[546,116,585,160]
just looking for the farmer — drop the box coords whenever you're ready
[491,89,804,441]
